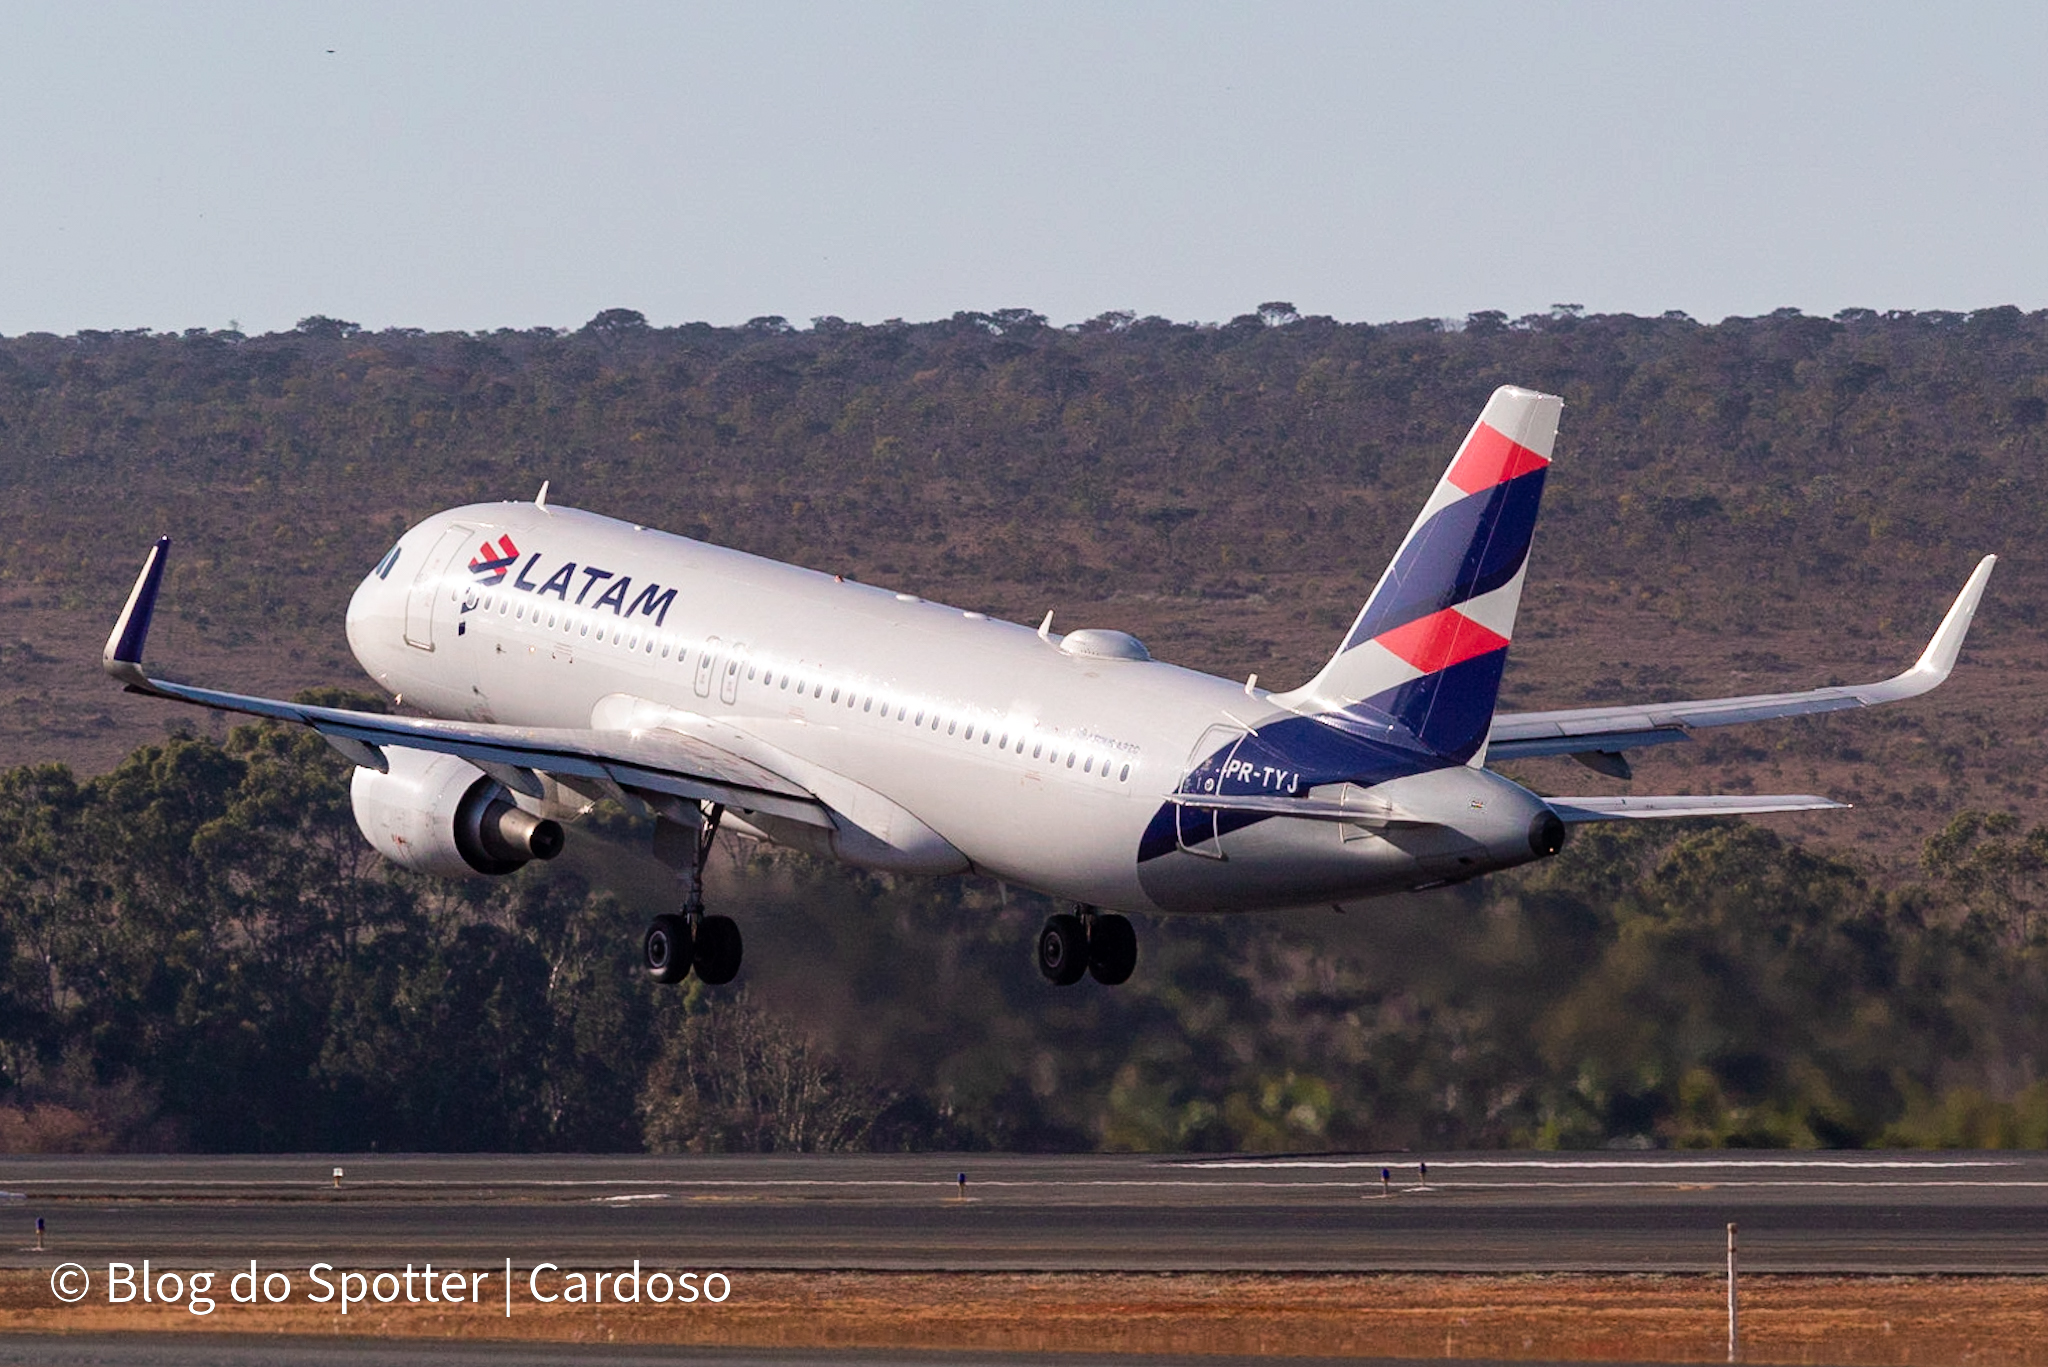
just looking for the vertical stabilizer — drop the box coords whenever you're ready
[1276,385,1561,765]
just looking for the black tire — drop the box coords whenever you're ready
[643,913,690,985]
[1036,913,1089,986]
[693,914,744,986]
[1087,914,1138,985]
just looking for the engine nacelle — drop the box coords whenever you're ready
[350,748,565,878]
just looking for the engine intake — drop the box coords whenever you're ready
[351,748,566,878]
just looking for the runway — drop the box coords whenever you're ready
[5,1151,2046,1274]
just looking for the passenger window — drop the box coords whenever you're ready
[1083,756,1093,773]
[982,731,991,745]
[831,687,840,703]
[962,724,972,740]
[646,638,655,653]
[1067,753,1076,768]
[661,643,670,658]
[1120,764,1131,782]
[863,698,872,712]
[748,666,757,680]
[548,613,558,628]
[1033,742,1043,759]
[580,623,589,637]
[947,720,957,736]
[781,676,790,690]
[914,710,925,726]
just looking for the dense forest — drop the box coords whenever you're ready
[1,305,2046,1151]
[1,717,2045,1154]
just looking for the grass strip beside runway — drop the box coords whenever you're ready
[4,1271,2046,1363]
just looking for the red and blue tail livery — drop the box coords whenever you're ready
[1282,386,1558,764]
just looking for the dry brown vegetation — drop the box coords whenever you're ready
[2,1270,2044,1363]
[5,310,2048,1155]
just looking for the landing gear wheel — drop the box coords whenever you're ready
[643,913,690,985]
[1037,913,1089,986]
[1087,914,1137,985]
[693,914,744,986]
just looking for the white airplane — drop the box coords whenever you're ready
[103,387,1995,988]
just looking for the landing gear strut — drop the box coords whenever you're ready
[642,802,743,987]
[1036,906,1137,986]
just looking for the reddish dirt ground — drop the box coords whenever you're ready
[3,1270,2044,1363]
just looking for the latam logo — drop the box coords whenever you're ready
[460,541,679,630]
[469,535,520,584]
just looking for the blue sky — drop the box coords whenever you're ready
[3,2,2044,334]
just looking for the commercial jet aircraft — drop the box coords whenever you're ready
[103,387,1995,988]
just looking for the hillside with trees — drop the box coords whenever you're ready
[0,305,2045,1152]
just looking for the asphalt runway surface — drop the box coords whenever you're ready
[3,1150,2046,1275]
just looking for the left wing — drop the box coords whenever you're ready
[102,537,833,829]
[1487,555,1995,770]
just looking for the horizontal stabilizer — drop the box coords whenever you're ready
[1548,794,1848,823]
[1489,554,1995,761]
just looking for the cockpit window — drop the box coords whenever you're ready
[374,545,402,580]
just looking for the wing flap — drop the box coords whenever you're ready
[1488,555,1995,760]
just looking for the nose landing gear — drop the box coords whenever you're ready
[1036,906,1137,986]
[642,802,743,987]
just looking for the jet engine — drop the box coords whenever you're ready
[350,747,565,878]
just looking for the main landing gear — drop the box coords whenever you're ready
[1037,906,1137,987]
[643,802,743,987]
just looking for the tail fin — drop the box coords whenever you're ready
[1276,385,1561,765]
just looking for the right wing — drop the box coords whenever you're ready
[103,537,832,829]
[1487,555,1996,767]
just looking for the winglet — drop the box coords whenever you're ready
[1866,554,1996,702]
[1910,554,1996,681]
[103,537,170,688]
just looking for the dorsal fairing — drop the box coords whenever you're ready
[1277,386,1561,764]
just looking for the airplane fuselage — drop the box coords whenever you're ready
[345,502,1556,916]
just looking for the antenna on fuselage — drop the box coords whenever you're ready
[535,480,551,511]
[1037,611,1053,641]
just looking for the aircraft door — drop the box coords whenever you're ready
[1174,722,1248,860]
[403,524,475,651]
[719,644,748,706]
[694,637,721,697]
